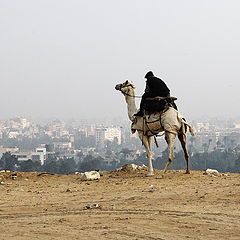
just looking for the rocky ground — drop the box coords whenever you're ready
[0,168,240,240]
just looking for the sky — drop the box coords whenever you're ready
[1,0,240,122]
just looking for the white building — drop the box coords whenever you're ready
[53,142,73,152]
[8,131,20,138]
[20,118,31,128]
[35,148,47,165]
[95,127,121,149]
[14,147,47,165]
[104,128,121,144]
[14,152,31,162]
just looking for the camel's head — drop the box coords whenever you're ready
[115,80,135,95]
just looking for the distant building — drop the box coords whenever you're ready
[14,152,31,162]
[13,147,47,165]
[95,128,106,149]
[53,142,73,153]
[0,147,19,158]
[8,131,20,138]
[196,122,210,132]
[95,127,121,149]
[118,149,141,161]
[104,128,121,144]
[86,125,95,136]
[235,123,240,129]
[76,148,96,155]
[35,148,47,165]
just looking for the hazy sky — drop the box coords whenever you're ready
[1,0,240,122]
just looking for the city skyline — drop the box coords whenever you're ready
[1,1,240,120]
[0,114,240,127]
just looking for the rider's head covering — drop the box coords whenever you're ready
[145,71,154,79]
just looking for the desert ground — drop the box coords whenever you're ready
[0,168,239,240]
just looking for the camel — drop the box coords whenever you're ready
[115,80,195,176]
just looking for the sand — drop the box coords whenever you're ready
[0,169,239,240]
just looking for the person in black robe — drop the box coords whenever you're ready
[135,71,177,116]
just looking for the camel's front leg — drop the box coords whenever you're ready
[138,132,154,176]
[163,132,176,174]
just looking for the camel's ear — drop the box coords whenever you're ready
[125,80,129,85]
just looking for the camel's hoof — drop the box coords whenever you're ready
[146,173,154,177]
[185,170,190,174]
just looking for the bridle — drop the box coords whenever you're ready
[120,83,142,98]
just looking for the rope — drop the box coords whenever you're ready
[121,88,177,101]
[121,91,142,98]
[154,136,159,148]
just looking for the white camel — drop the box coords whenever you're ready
[115,80,195,176]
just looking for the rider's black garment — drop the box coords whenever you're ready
[135,72,177,116]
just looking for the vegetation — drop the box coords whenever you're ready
[1,147,240,174]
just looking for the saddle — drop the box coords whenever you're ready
[144,96,178,114]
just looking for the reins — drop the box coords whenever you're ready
[121,90,142,98]
[121,90,177,101]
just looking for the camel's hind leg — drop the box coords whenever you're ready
[163,132,177,174]
[178,132,190,174]
[138,132,154,176]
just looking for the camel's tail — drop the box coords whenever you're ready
[183,121,195,136]
[176,110,195,136]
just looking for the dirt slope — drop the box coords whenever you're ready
[0,169,239,240]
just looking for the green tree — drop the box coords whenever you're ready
[58,157,76,174]
[0,152,18,171]
[235,155,240,173]
[19,160,41,172]
[42,161,59,174]
[78,156,104,172]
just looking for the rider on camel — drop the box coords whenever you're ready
[135,71,177,116]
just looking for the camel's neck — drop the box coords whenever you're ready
[124,89,138,121]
